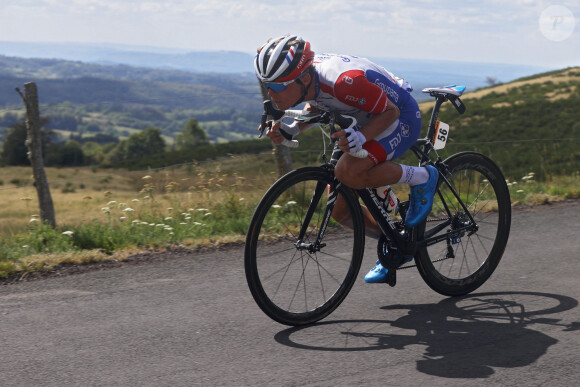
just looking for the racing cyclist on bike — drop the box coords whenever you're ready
[255,34,438,284]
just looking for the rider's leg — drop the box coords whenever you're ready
[334,154,402,189]
[332,103,438,283]
[331,194,382,240]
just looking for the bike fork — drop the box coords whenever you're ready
[295,179,337,252]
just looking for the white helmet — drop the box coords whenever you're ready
[254,35,315,83]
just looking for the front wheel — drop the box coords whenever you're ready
[245,167,366,326]
[415,152,511,296]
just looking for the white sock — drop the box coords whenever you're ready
[398,165,429,186]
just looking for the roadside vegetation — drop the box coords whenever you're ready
[0,67,578,280]
[0,158,577,280]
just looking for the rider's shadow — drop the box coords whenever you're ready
[274,292,579,379]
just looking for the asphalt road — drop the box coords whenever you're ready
[1,200,579,386]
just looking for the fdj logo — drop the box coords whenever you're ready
[389,133,401,149]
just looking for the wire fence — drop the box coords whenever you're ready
[1,79,579,193]
[0,136,578,194]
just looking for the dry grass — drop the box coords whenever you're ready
[417,66,580,110]
[0,154,279,237]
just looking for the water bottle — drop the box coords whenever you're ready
[375,185,398,213]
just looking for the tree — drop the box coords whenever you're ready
[46,140,85,166]
[485,76,500,86]
[81,141,105,164]
[108,126,166,163]
[2,119,52,166]
[175,118,210,151]
[2,121,29,165]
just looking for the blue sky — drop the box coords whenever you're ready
[1,0,578,68]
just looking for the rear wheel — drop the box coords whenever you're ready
[415,152,511,296]
[245,167,366,326]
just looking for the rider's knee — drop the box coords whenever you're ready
[335,161,365,189]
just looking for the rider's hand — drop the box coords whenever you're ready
[333,127,366,153]
[263,122,284,144]
[263,121,300,144]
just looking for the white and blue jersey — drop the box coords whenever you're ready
[310,54,421,162]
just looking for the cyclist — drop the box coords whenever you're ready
[255,34,438,283]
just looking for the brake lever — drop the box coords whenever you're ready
[259,100,285,138]
[259,112,268,138]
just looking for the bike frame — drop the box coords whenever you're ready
[296,93,477,263]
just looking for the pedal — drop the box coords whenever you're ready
[387,269,397,287]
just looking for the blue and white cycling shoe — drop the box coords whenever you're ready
[405,165,439,228]
[364,257,414,283]
[364,261,389,283]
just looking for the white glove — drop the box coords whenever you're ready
[279,121,300,139]
[344,127,366,153]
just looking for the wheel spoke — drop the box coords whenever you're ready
[416,153,511,297]
[245,168,365,325]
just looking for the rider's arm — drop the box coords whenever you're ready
[357,102,399,140]
[265,103,318,144]
[330,70,400,146]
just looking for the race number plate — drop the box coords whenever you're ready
[433,121,450,150]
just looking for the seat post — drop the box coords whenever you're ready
[426,96,446,141]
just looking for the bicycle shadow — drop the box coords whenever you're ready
[274,291,579,379]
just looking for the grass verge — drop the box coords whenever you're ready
[0,168,578,281]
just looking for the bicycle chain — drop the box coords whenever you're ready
[399,255,453,270]
[394,217,453,270]
[426,216,450,223]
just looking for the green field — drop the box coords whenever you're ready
[0,67,578,279]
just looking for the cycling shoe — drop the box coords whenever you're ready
[406,165,438,227]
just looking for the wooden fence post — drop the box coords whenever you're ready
[258,81,293,177]
[16,82,56,228]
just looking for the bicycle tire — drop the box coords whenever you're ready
[245,166,365,326]
[415,152,511,296]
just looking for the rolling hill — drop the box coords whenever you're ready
[413,67,580,180]
[0,49,577,181]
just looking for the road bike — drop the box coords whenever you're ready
[245,85,512,326]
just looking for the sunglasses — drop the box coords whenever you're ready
[263,70,309,92]
[263,78,296,93]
